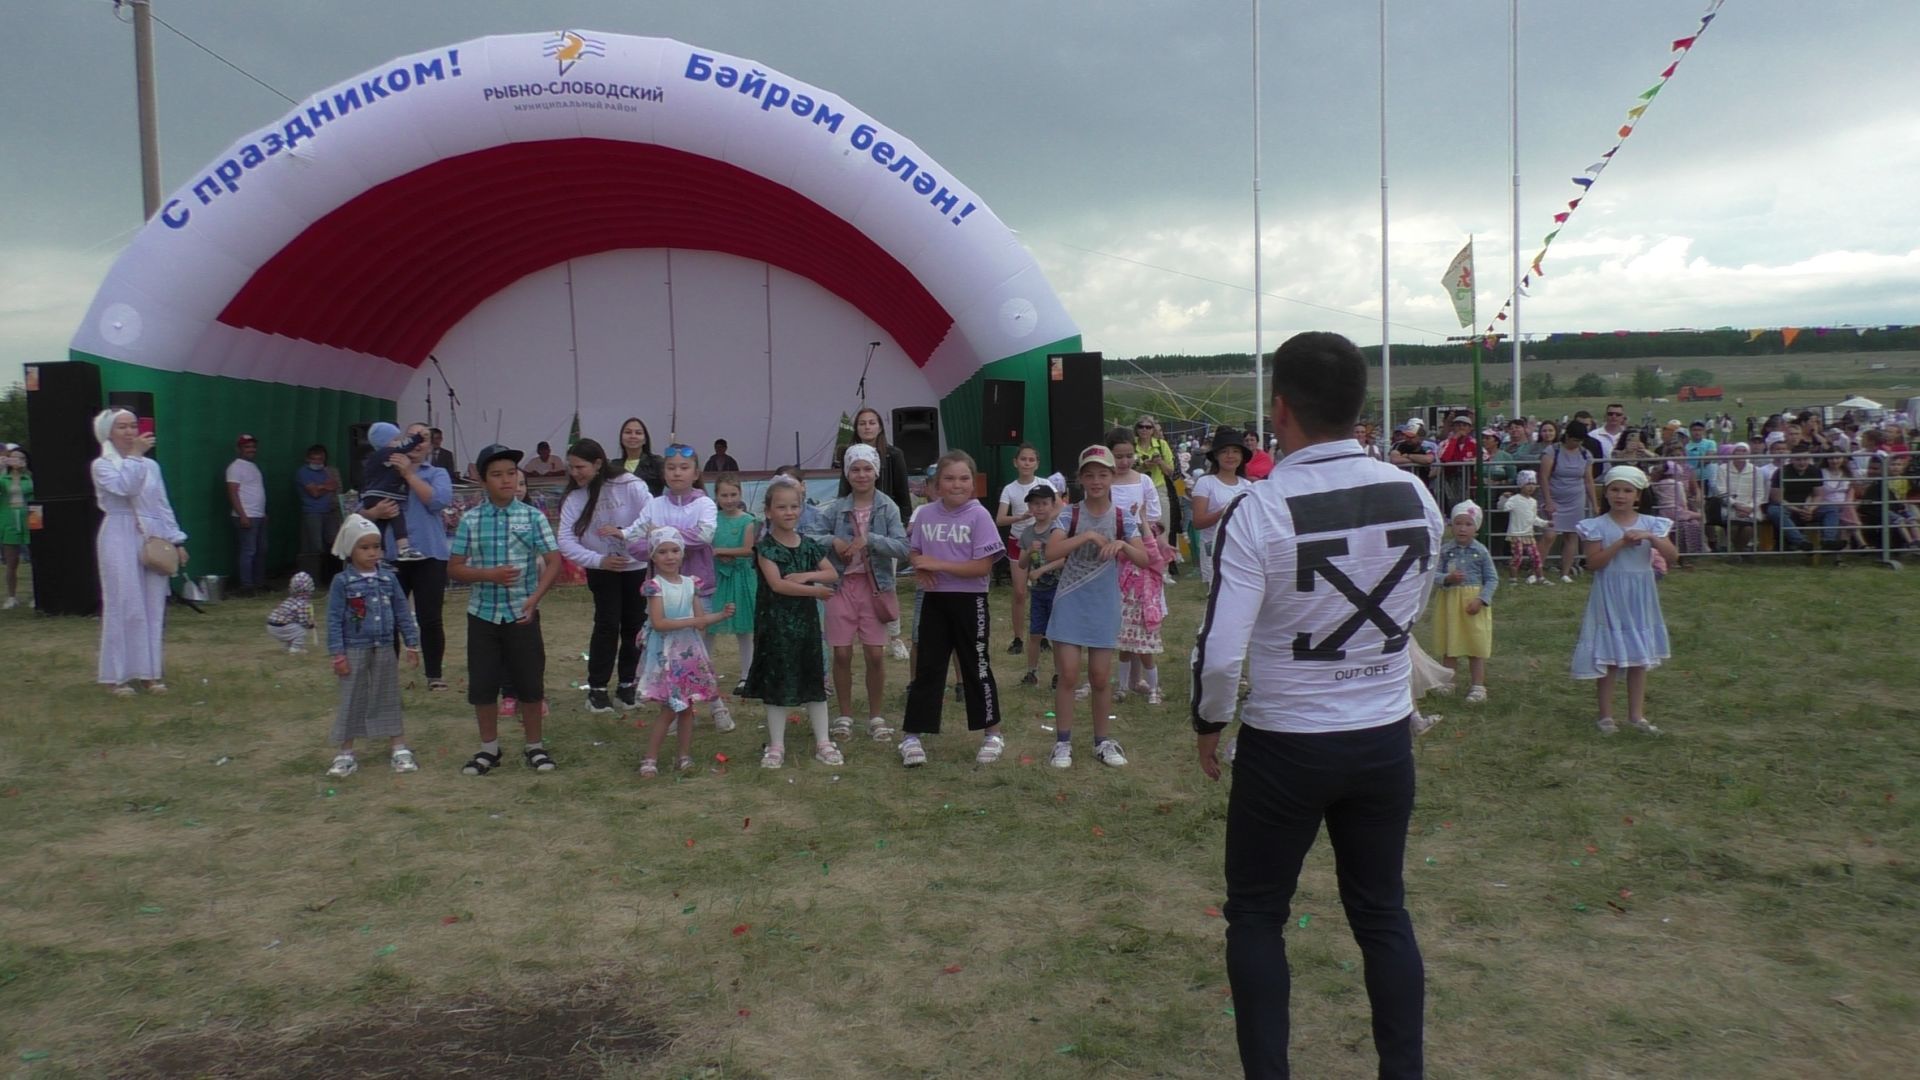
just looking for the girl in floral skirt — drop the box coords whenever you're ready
[637,528,733,777]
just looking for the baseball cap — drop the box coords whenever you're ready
[1024,482,1058,502]
[1077,446,1117,472]
[474,443,524,472]
[236,433,257,445]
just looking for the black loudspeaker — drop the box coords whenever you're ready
[29,497,103,616]
[24,361,104,500]
[892,407,940,473]
[1047,351,1105,478]
[981,379,1026,445]
[346,422,374,489]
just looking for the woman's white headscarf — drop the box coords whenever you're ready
[1449,501,1483,528]
[648,526,684,554]
[93,408,133,464]
[842,443,881,475]
[1600,464,1650,491]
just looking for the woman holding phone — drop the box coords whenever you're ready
[91,408,188,694]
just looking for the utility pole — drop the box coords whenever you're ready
[130,0,162,219]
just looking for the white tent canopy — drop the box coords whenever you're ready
[1834,395,1882,410]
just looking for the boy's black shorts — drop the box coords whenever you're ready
[467,613,545,707]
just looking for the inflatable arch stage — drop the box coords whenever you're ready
[70,30,1080,571]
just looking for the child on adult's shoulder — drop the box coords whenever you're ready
[1572,465,1678,736]
[900,451,1007,768]
[742,477,842,769]
[637,529,734,777]
[1016,483,1067,689]
[325,516,421,777]
[709,474,760,697]
[267,571,318,653]
[817,445,910,744]
[357,421,429,561]
[1431,501,1497,704]
[1498,471,1545,584]
[449,445,563,775]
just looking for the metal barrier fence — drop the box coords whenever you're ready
[1383,450,1914,572]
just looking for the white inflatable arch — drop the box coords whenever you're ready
[69,30,1079,559]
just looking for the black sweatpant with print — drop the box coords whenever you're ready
[903,591,1000,734]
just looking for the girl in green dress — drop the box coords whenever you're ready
[742,478,840,769]
[0,447,31,609]
[707,475,759,694]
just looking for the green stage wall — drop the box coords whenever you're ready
[77,351,396,583]
[939,335,1082,497]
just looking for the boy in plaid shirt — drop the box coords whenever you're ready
[450,444,563,774]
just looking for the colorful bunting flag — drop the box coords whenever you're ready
[1639,83,1664,101]
[1627,105,1648,120]
[1672,36,1697,50]
[1781,327,1801,348]
[1746,329,1765,343]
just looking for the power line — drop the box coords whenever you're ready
[115,2,297,104]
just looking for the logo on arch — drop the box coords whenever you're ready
[543,31,606,76]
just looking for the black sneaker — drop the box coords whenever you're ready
[1020,671,1038,687]
[1006,637,1024,655]
[615,683,637,709]
[733,679,749,697]
[585,689,616,714]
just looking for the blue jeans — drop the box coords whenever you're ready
[1766,504,1837,549]
[234,517,267,588]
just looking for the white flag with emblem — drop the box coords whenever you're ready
[1442,240,1475,328]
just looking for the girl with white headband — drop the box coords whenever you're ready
[636,527,734,777]
[1431,501,1498,704]
[1572,465,1679,735]
[90,408,188,695]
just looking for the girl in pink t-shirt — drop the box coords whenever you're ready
[898,451,1006,768]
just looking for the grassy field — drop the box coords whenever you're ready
[1105,350,1920,431]
[1,560,1917,1078]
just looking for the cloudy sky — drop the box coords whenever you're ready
[4,0,1915,374]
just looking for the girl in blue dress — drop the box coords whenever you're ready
[1572,465,1679,735]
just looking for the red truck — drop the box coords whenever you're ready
[1677,385,1723,402]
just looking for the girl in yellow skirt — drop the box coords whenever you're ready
[1432,501,1498,703]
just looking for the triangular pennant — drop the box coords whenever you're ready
[1672,35,1697,50]
[1531,257,1545,276]
[1586,161,1609,175]
[1568,198,1583,210]
[1618,125,1635,138]
[1553,212,1570,223]
[1855,328,1868,337]
[1781,327,1801,348]
[1747,329,1765,343]
[1815,327,1829,336]
[1627,105,1648,120]
[1603,147,1618,159]
[1639,83,1664,101]
[1495,311,1507,321]
[1544,229,1561,243]
[1661,62,1678,78]
[1700,12,1716,28]
[1573,175,1595,188]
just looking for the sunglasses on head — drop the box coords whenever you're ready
[663,444,697,459]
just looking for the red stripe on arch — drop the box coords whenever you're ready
[218,139,954,368]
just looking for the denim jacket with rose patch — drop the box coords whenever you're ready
[326,567,420,655]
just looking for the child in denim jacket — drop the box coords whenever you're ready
[325,515,421,777]
[1431,501,1499,703]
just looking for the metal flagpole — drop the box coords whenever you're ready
[1251,0,1264,438]
[1379,0,1391,439]
[1509,0,1523,421]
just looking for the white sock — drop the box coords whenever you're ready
[736,633,754,673]
[1146,668,1160,690]
[764,706,786,749]
[805,701,831,745]
[480,740,499,756]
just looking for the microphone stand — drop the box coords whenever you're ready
[854,341,880,404]
[430,354,461,475]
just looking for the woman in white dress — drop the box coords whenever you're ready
[92,409,189,694]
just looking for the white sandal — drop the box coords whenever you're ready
[1625,717,1661,735]
[760,745,785,769]
[866,716,896,742]
[830,715,854,741]
[814,741,845,766]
